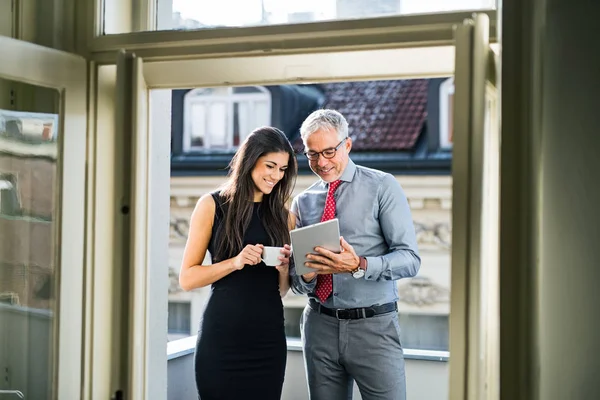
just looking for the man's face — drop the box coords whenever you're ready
[304,128,352,182]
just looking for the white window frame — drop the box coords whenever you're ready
[182,86,271,152]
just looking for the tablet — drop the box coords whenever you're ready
[290,218,341,276]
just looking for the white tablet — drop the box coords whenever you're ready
[290,218,341,276]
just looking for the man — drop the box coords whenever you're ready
[290,109,421,400]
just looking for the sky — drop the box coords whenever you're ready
[172,0,336,26]
[171,0,493,26]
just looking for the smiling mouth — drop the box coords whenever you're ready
[264,179,276,187]
[318,167,334,174]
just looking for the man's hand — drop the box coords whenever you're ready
[304,237,359,275]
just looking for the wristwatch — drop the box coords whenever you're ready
[352,257,367,279]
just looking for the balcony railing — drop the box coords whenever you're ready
[167,336,449,400]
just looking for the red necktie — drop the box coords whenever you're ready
[315,180,342,302]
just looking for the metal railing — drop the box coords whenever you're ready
[0,390,25,399]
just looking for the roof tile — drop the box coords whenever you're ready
[294,79,428,153]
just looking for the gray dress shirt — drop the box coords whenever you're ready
[290,159,421,309]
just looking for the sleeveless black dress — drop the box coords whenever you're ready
[194,192,286,400]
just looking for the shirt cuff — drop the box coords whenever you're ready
[292,274,317,294]
[364,256,383,281]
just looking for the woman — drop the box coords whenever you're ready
[179,126,298,400]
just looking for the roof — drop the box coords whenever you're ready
[293,79,429,153]
[171,78,451,176]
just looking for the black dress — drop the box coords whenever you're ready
[194,192,287,400]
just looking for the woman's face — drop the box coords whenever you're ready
[251,151,290,201]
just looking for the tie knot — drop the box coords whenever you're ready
[328,180,342,195]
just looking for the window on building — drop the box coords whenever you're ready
[399,313,449,351]
[284,307,303,338]
[439,77,454,149]
[168,301,192,338]
[183,86,271,152]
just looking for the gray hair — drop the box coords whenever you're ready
[300,109,348,143]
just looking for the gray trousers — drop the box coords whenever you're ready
[300,304,406,400]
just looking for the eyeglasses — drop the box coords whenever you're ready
[304,138,347,161]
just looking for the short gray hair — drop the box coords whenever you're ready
[300,109,348,143]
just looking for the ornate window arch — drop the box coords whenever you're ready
[183,86,272,151]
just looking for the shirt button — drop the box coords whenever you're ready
[333,293,338,296]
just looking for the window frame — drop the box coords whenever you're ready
[88,8,497,63]
[88,8,499,398]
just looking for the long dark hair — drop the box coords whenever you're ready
[215,126,298,262]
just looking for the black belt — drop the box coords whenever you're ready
[309,299,397,320]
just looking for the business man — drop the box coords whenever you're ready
[290,109,421,400]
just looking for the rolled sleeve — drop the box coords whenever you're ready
[290,271,317,294]
[364,174,421,281]
[289,257,316,294]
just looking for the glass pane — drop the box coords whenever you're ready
[254,101,270,128]
[207,102,227,148]
[168,301,191,339]
[233,86,262,94]
[0,0,65,48]
[232,102,241,146]
[0,78,60,399]
[104,0,496,33]
[190,103,206,147]
[166,0,494,31]
[439,78,455,148]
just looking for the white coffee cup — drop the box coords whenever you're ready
[262,246,283,266]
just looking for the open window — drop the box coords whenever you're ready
[90,8,499,399]
[449,13,500,400]
[0,36,87,399]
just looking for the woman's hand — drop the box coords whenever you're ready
[232,244,264,270]
[275,244,292,274]
[276,244,292,297]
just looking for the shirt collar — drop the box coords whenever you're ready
[320,158,356,187]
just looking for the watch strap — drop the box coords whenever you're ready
[359,256,367,271]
